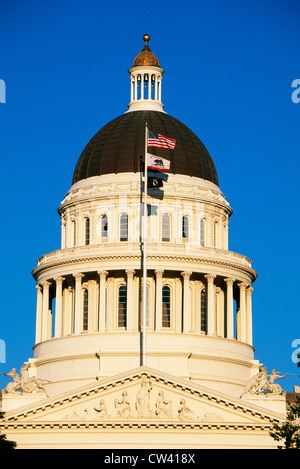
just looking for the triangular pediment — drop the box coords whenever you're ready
[2,367,286,429]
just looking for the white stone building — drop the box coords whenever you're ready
[0,35,291,449]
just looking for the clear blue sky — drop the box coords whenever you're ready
[0,0,299,392]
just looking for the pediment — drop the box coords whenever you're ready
[2,367,285,429]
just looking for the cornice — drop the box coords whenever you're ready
[32,252,257,281]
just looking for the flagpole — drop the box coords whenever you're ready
[143,122,148,367]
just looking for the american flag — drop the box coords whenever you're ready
[148,129,176,150]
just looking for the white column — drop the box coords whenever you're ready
[195,281,204,334]
[205,274,216,336]
[174,277,182,333]
[238,282,247,342]
[155,269,164,331]
[88,280,97,332]
[41,280,51,341]
[224,278,235,339]
[181,271,192,333]
[98,270,108,332]
[126,269,135,331]
[35,285,43,344]
[73,273,84,334]
[246,286,253,345]
[54,276,64,338]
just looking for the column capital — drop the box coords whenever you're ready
[204,274,216,283]
[246,286,253,295]
[155,269,164,278]
[36,284,42,293]
[125,269,135,278]
[41,280,51,289]
[54,276,65,285]
[224,277,235,286]
[238,282,248,290]
[97,270,108,279]
[181,271,192,280]
[73,273,84,281]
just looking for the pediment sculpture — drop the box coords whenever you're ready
[241,366,289,397]
[2,362,48,395]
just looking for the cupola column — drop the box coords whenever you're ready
[35,284,43,343]
[41,280,51,341]
[54,276,64,338]
[73,273,84,334]
[224,278,235,340]
[126,269,135,331]
[182,271,192,333]
[98,271,108,332]
[238,282,247,342]
[155,269,164,331]
[246,286,253,345]
[205,274,216,336]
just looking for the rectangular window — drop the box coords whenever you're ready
[118,286,127,328]
[162,286,171,328]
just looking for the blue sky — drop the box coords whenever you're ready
[0,0,299,392]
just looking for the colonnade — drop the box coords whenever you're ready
[35,269,253,347]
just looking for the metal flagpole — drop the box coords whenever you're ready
[143,122,148,366]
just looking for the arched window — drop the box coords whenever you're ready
[201,289,207,333]
[162,213,170,242]
[120,213,128,241]
[162,285,171,328]
[85,218,90,245]
[118,285,127,328]
[101,214,108,240]
[200,218,205,246]
[182,215,189,241]
[83,289,88,331]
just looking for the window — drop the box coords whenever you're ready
[162,213,170,242]
[201,289,207,333]
[118,285,127,328]
[200,218,205,246]
[101,215,108,240]
[182,216,189,241]
[162,285,171,328]
[83,289,88,331]
[85,218,90,245]
[120,213,128,241]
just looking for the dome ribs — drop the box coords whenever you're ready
[72,111,218,187]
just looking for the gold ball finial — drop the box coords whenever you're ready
[143,34,150,45]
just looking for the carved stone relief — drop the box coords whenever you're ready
[62,378,223,422]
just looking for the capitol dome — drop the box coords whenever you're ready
[1,34,287,451]
[73,110,218,185]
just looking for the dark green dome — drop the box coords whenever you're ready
[72,110,218,186]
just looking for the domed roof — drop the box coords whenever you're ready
[72,110,218,186]
[132,34,160,67]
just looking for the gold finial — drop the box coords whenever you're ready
[143,34,150,50]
